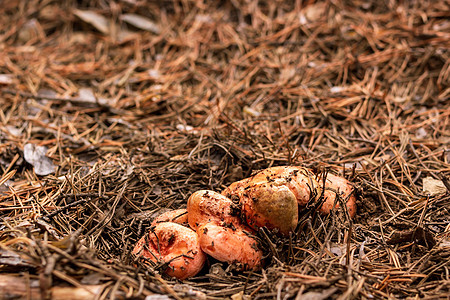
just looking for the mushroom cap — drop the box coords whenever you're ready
[187,190,243,230]
[238,166,321,206]
[221,178,250,199]
[223,166,321,207]
[223,166,326,235]
[197,222,262,270]
[239,181,298,235]
[152,208,188,226]
[132,222,206,280]
[317,173,356,218]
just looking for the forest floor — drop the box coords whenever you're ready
[0,0,449,299]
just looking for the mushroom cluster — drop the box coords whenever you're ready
[132,166,356,279]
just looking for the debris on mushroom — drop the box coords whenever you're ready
[132,222,206,280]
[236,182,298,235]
[197,222,262,270]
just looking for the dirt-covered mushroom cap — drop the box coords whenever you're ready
[222,166,322,207]
[132,222,206,280]
[197,222,262,270]
[238,181,298,235]
[317,173,356,218]
[187,190,242,230]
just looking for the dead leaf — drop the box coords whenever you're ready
[73,9,110,34]
[120,14,160,34]
[23,143,56,176]
[0,74,14,85]
[423,176,447,195]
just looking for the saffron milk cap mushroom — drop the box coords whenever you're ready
[197,222,262,270]
[237,181,298,235]
[187,190,262,270]
[187,190,242,230]
[222,166,329,235]
[317,173,357,218]
[132,222,206,280]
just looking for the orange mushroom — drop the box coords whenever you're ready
[187,190,262,270]
[317,173,356,218]
[132,222,206,280]
[222,166,356,234]
[197,222,262,270]
[222,166,321,234]
[187,190,241,230]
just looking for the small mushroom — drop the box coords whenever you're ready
[222,167,320,234]
[197,222,262,270]
[222,166,357,234]
[132,222,206,280]
[317,173,356,218]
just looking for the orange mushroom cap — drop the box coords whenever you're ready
[197,222,262,270]
[187,190,243,230]
[132,222,206,280]
[223,166,321,207]
[238,181,298,235]
[317,173,356,218]
[187,190,262,269]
